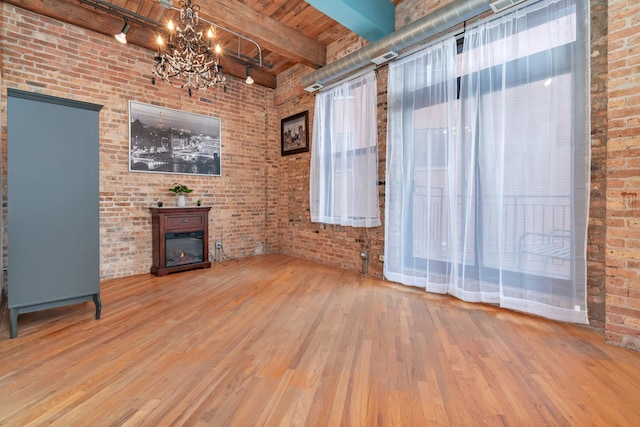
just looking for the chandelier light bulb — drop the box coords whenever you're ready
[215,44,222,54]
[157,35,164,46]
[167,20,174,31]
[207,28,214,39]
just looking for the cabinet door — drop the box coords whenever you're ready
[8,91,101,309]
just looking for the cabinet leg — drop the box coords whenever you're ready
[93,293,102,320]
[10,309,18,339]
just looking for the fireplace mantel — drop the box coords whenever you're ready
[150,207,211,276]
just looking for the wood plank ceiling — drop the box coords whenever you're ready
[4,0,405,89]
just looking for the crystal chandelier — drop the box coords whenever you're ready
[152,0,226,96]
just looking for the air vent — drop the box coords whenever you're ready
[304,83,324,93]
[490,0,527,12]
[371,51,398,66]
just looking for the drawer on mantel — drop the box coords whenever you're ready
[165,215,204,229]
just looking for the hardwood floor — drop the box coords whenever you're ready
[1,254,639,426]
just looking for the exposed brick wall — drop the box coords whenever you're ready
[606,0,640,350]
[0,4,277,280]
[396,0,454,27]
[327,33,368,63]
[589,0,609,330]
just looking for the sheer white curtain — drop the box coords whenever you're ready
[310,70,380,227]
[385,0,590,323]
[385,38,459,291]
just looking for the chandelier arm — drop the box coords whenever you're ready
[171,6,263,69]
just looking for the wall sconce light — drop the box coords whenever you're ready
[245,66,254,85]
[115,19,131,44]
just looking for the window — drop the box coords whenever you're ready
[310,70,380,227]
[385,0,589,323]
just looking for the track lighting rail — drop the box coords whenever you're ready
[78,0,266,69]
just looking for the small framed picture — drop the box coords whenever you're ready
[281,111,309,156]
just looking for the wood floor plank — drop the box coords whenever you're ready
[1,254,640,426]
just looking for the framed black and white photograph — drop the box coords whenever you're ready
[129,101,221,176]
[281,111,309,156]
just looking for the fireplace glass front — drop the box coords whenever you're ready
[165,231,205,268]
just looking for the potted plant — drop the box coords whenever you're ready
[169,183,193,207]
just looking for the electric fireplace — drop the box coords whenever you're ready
[165,231,204,267]
[150,207,211,276]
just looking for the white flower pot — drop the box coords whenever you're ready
[177,194,186,207]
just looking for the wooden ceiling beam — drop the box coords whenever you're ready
[195,0,326,69]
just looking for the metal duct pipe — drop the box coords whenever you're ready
[301,0,493,91]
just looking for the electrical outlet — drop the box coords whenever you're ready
[379,254,384,262]
[215,241,222,249]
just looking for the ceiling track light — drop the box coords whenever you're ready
[245,66,254,85]
[114,18,131,44]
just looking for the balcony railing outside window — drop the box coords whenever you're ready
[413,189,571,279]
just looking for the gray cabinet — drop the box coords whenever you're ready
[7,90,102,338]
